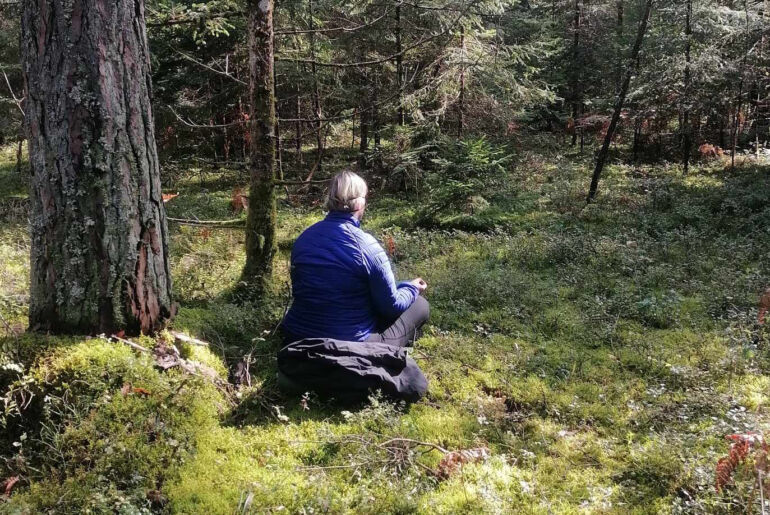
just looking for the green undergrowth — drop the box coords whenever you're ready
[1,143,770,512]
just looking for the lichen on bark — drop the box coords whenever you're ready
[21,0,173,334]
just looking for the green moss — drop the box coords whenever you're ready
[3,338,226,512]
[2,144,770,511]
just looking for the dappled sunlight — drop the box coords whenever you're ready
[1,143,770,511]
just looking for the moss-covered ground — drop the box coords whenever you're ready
[1,141,769,513]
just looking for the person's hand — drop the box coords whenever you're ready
[411,278,428,293]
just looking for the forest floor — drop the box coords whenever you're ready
[1,141,770,513]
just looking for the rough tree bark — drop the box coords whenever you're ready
[242,0,277,295]
[587,0,654,202]
[21,0,173,335]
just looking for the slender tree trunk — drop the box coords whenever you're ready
[273,31,283,181]
[309,0,323,173]
[633,122,641,162]
[15,137,22,177]
[242,0,277,294]
[295,93,302,163]
[587,0,654,202]
[358,42,370,169]
[294,32,303,165]
[373,75,381,147]
[396,4,405,126]
[682,0,692,174]
[359,106,369,169]
[754,0,768,161]
[615,0,624,94]
[730,0,749,169]
[731,0,750,169]
[720,112,726,149]
[571,0,582,146]
[21,0,173,335]
[458,25,466,138]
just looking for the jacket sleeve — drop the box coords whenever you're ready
[360,234,418,320]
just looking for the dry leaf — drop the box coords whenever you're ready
[384,235,396,257]
[231,188,249,213]
[1,476,19,497]
[120,383,151,397]
[759,287,770,325]
[436,447,490,479]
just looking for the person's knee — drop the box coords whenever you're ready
[414,295,430,324]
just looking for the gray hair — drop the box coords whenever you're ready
[326,171,368,212]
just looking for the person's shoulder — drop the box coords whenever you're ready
[349,225,378,249]
[293,218,330,250]
[351,228,387,266]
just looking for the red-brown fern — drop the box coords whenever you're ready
[715,433,768,492]
[384,235,396,258]
[759,287,770,325]
[231,188,249,214]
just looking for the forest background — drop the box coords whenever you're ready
[1,0,770,512]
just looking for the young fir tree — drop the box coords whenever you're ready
[242,0,278,296]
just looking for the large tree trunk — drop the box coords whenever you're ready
[21,0,173,335]
[242,0,277,294]
[587,0,654,202]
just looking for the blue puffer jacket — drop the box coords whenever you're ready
[281,211,419,342]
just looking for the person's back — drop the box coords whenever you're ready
[283,211,382,341]
[281,171,429,346]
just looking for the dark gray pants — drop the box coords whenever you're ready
[366,296,430,347]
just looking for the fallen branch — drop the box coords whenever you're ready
[167,216,245,227]
[0,310,19,339]
[171,331,210,347]
[377,437,449,454]
[110,334,151,354]
[108,334,235,404]
[273,179,329,186]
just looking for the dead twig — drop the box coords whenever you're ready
[167,216,245,227]
[170,331,210,347]
[108,334,236,405]
[0,310,19,339]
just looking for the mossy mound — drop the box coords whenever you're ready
[1,337,226,513]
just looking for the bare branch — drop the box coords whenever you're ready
[276,7,392,35]
[0,64,24,115]
[165,44,247,85]
[276,0,481,68]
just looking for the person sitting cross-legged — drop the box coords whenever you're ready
[281,171,429,347]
